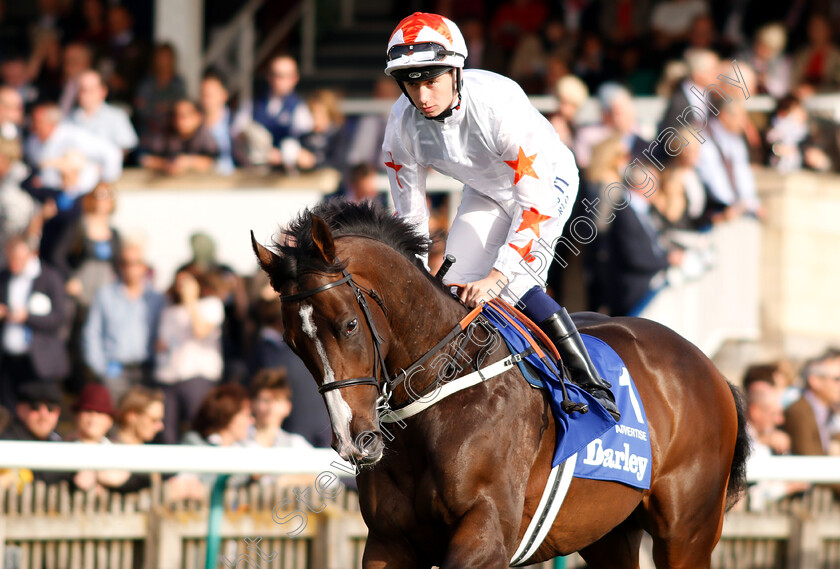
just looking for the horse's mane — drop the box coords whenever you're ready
[272,200,446,292]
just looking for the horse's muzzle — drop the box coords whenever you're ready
[335,430,385,466]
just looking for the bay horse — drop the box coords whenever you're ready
[251,201,749,569]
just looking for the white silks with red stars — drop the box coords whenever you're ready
[382,69,579,300]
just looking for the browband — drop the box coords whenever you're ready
[278,273,353,302]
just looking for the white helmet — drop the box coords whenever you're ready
[385,13,468,82]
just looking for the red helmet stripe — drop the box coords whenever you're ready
[391,12,453,45]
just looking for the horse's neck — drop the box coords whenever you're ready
[375,265,471,406]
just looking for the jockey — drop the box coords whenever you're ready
[382,12,620,421]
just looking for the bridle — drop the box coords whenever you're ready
[279,267,391,399]
[278,258,485,412]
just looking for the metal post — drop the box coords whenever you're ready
[205,475,230,569]
[301,0,316,75]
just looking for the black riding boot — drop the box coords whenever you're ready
[540,308,621,421]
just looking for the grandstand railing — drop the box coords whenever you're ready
[632,216,762,356]
[0,443,839,568]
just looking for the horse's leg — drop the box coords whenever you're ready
[643,451,730,569]
[578,517,644,569]
[440,502,511,569]
[362,534,429,569]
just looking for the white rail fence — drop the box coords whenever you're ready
[0,443,839,568]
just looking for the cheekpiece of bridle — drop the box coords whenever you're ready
[278,267,392,402]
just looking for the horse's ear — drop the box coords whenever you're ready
[251,230,280,274]
[310,215,336,263]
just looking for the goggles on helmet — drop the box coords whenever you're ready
[387,42,458,63]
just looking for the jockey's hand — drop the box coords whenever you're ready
[457,268,509,308]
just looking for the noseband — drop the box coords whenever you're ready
[279,267,391,398]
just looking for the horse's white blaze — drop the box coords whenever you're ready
[299,304,354,446]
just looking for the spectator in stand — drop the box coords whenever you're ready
[180,383,254,487]
[784,352,840,457]
[76,0,109,56]
[57,42,94,116]
[25,101,122,260]
[25,101,122,197]
[344,163,384,205]
[597,0,648,49]
[650,0,708,57]
[766,95,832,174]
[0,139,36,265]
[574,83,647,169]
[103,5,148,105]
[154,267,224,444]
[658,49,720,135]
[249,295,331,448]
[82,238,164,403]
[0,54,39,108]
[27,29,63,103]
[298,89,348,172]
[106,386,165,493]
[141,99,219,175]
[51,183,122,387]
[0,86,25,142]
[248,368,310,449]
[0,381,73,485]
[343,77,401,174]
[69,70,139,155]
[745,380,809,511]
[507,19,571,93]
[69,383,115,443]
[585,136,684,315]
[743,360,801,412]
[572,33,609,92]
[134,42,186,151]
[177,232,249,383]
[0,236,68,409]
[742,23,792,99]
[792,14,840,92]
[248,368,311,486]
[199,70,234,174]
[490,0,548,55]
[696,101,762,222]
[549,75,588,151]
[232,55,313,170]
[784,351,840,495]
[656,129,706,228]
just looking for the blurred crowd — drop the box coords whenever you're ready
[0,0,838,496]
[742,349,840,511]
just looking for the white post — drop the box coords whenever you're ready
[154,0,204,98]
[301,0,316,75]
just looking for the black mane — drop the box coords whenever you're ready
[270,200,436,290]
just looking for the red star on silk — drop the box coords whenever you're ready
[384,152,403,189]
[392,13,453,44]
[515,207,551,238]
[509,240,536,263]
[504,147,539,185]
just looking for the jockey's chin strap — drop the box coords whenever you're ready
[278,263,484,410]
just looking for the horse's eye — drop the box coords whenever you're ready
[344,318,358,337]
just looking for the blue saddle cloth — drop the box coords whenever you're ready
[482,304,652,490]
